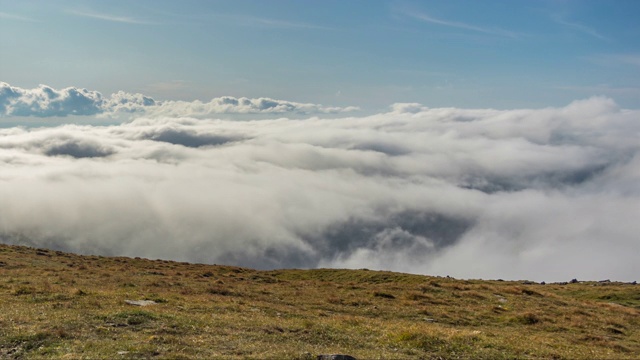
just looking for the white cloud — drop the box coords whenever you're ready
[389,103,429,114]
[589,53,640,68]
[0,82,358,118]
[0,95,638,282]
[0,82,104,117]
[67,10,155,25]
[0,12,37,22]
[146,97,359,117]
[400,10,518,38]
[224,14,333,30]
[552,15,608,41]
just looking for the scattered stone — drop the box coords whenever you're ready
[569,278,579,284]
[424,318,436,322]
[117,351,129,356]
[317,355,357,360]
[124,299,157,306]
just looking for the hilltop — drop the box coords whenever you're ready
[0,244,638,359]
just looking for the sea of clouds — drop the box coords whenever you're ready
[1,83,639,281]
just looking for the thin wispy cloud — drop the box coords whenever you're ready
[219,13,333,31]
[613,54,640,67]
[557,84,640,96]
[400,10,518,38]
[552,15,608,41]
[67,10,155,25]
[0,12,37,22]
[589,53,640,68]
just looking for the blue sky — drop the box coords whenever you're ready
[1,0,640,110]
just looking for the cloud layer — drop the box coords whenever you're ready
[0,96,638,281]
[0,82,357,118]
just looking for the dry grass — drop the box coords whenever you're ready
[0,244,639,359]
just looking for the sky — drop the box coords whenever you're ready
[2,0,640,110]
[1,1,639,282]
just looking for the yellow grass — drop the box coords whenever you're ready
[0,244,638,359]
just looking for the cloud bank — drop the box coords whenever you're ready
[0,82,358,118]
[0,96,638,282]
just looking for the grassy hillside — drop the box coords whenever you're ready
[0,244,638,359]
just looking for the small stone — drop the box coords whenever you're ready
[124,300,157,306]
[117,351,129,355]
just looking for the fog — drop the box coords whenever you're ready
[1,94,638,281]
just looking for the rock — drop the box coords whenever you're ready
[124,300,157,306]
[317,355,357,360]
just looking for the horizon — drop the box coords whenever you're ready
[1,1,639,282]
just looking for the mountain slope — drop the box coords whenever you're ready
[0,244,638,359]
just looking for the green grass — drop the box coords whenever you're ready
[0,243,639,359]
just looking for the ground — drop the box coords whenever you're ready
[0,244,638,359]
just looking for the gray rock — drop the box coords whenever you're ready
[124,299,157,306]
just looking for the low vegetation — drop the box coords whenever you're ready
[0,244,638,359]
